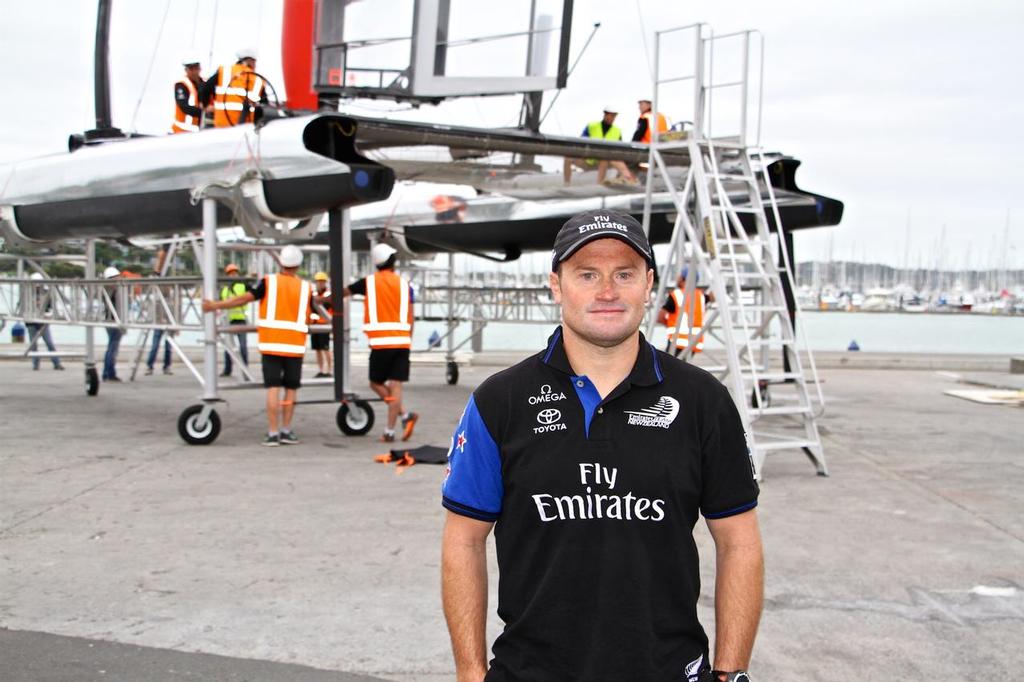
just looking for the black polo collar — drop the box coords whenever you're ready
[541,326,664,387]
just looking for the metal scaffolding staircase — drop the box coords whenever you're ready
[643,24,827,478]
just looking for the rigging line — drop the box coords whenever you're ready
[129,0,173,133]
[190,0,200,48]
[633,0,654,84]
[208,0,220,69]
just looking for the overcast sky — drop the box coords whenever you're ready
[1,0,1022,269]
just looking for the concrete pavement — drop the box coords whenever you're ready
[1,354,1022,680]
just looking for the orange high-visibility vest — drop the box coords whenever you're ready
[213,63,264,128]
[171,78,201,133]
[666,286,705,352]
[257,274,310,357]
[311,290,333,322]
[639,111,668,143]
[363,270,412,350]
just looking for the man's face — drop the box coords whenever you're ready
[602,111,617,125]
[242,58,256,70]
[185,64,201,79]
[316,280,327,293]
[638,100,651,114]
[549,238,653,349]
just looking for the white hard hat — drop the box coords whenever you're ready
[371,243,397,266]
[103,266,121,278]
[236,47,259,61]
[30,272,44,280]
[602,105,618,114]
[279,245,303,268]
[182,55,202,66]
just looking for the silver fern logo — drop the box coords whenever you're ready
[684,653,704,681]
[624,396,679,428]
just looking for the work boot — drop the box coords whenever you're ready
[145,367,154,376]
[163,367,173,375]
[401,412,419,442]
[54,365,65,371]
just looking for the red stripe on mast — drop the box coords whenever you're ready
[281,0,318,111]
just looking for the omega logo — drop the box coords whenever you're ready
[529,384,567,405]
[536,408,561,425]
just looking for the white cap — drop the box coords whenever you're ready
[30,272,44,280]
[279,245,303,268]
[236,47,259,61]
[371,243,397,266]
[182,55,202,66]
[103,266,121,278]
[602,105,618,114]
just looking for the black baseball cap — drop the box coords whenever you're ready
[551,210,655,272]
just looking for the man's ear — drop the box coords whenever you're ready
[645,268,654,302]
[548,271,562,304]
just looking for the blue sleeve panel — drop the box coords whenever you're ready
[441,394,503,522]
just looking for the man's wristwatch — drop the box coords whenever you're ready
[711,671,750,682]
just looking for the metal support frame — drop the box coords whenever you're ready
[641,23,826,479]
[313,0,574,103]
[328,207,352,400]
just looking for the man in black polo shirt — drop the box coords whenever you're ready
[440,210,763,682]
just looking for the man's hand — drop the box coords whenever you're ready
[201,299,218,313]
[706,509,763,673]
[442,511,493,682]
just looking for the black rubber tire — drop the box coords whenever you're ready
[337,400,374,436]
[177,404,221,445]
[85,367,99,396]
[445,361,459,386]
[751,381,771,408]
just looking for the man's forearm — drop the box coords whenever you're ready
[712,541,764,671]
[442,526,489,681]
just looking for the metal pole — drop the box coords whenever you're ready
[446,252,455,362]
[341,209,352,396]
[328,208,352,400]
[640,30,660,238]
[85,239,96,369]
[739,31,749,145]
[201,198,219,400]
[694,25,705,136]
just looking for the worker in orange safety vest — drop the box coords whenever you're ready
[341,243,419,444]
[203,245,313,446]
[203,48,267,127]
[171,55,212,133]
[310,271,333,378]
[632,98,669,143]
[657,267,706,357]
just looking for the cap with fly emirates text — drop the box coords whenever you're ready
[551,209,655,272]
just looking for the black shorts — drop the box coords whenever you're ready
[262,354,303,389]
[310,333,330,351]
[369,348,410,384]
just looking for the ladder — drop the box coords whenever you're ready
[642,24,827,478]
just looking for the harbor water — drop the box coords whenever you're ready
[12,307,1024,356]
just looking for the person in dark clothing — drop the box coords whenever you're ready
[171,56,212,133]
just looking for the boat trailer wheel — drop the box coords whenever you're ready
[337,400,375,436]
[178,404,222,445]
[445,361,459,385]
[85,367,99,396]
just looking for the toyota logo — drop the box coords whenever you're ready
[536,408,561,425]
